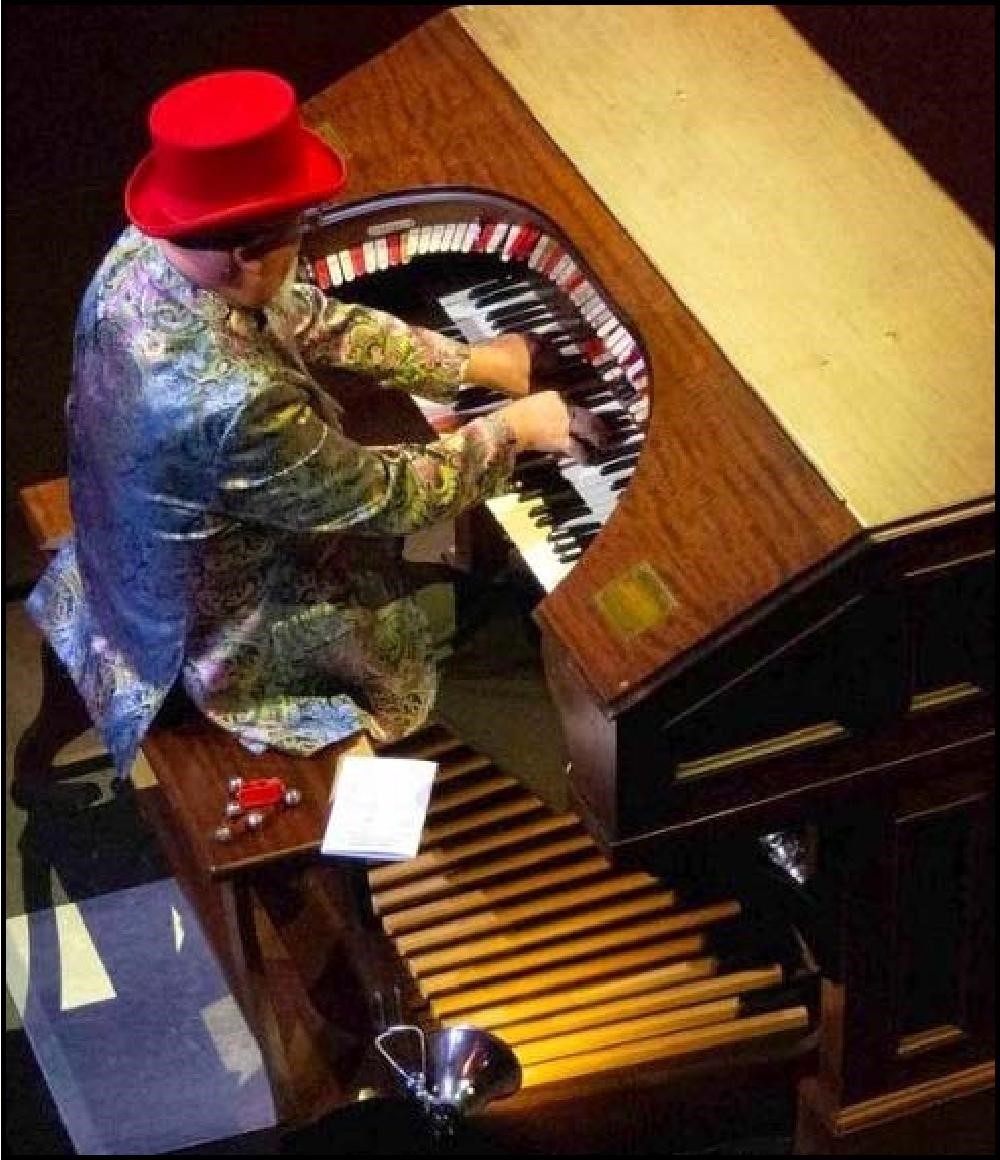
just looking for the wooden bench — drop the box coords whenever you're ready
[14,478,410,1125]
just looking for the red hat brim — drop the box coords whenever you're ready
[125,126,346,240]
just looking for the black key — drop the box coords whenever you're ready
[484,301,554,326]
[533,360,595,387]
[588,436,644,466]
[480,277,557,302]
[482,290,562,321]
[466,277,531,307]
[562,388,616,409]
[532,503,589,527]
[598,453,641,476]
[526,490,581,516]
[549,521,601,542]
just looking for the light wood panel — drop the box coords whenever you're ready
[458,4,995,528]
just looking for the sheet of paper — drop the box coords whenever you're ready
[321,754,437,862]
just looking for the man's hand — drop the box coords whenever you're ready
[464,334,533,397]
[498,391,615,462]
[521,333,570,380]
[566,403,616,463]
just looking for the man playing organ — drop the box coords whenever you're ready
[25,69,609,783]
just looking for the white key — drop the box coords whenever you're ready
[629,394,650,425]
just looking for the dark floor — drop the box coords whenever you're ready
[3,1029,75,1155]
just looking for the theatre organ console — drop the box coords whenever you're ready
[291,6,994,1154]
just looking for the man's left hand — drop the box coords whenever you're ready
[464,334,533,397]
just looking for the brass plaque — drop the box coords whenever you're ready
[593,561,677,640]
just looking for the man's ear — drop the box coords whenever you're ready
[231,246,255,270]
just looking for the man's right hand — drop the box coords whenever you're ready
[498,391,614,462]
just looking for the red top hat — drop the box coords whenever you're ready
[125,70,346,240]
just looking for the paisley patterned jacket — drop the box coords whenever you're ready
[28,228,517,776]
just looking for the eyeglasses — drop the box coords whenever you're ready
[174,213,310,256]
[236,216,310,258]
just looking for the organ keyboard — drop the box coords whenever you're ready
[296,7,994,1154]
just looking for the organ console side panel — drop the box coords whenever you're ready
[300,7,994,1153]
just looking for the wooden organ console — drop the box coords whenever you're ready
[286,6,993,1153]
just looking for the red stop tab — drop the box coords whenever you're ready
[236,777,286,809]
[583,337,606,362]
